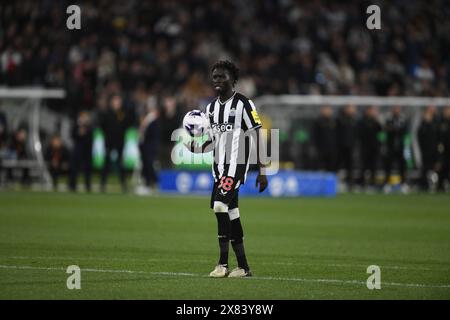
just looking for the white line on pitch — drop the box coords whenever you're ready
[0,264,449,289]
[2,255,448,272]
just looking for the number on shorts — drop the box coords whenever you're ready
[219,176,234,191]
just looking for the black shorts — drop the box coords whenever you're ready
[210,176,241,210]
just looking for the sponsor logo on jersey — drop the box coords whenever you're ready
[251,110,261,124]
[211,123,234,133]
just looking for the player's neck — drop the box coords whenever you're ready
[218,90,235,104]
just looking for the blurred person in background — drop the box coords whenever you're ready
[7,127,30,186]
[98,93,135,193]
[45,134,70,191]
[383,106,409,193]
[336,104,357,191]
[0,46,23,86]
[137,98,160,195]
[417,106,439,192]
[358,106,382,191]
[159,95,182,168]
[69,110,93,192]
[0,111,7,186]
[313,105,336,172]
[437,106,450,192]
[0,111,7,147]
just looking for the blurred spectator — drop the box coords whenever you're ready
[418,106,439,191]
[0,111,7,146]
[383,106,408,192]
[69,110,93,192]
[313,106,336,172]
[336,104,357,190]
[159,96,182,168]
[137,99,160,194]
[6,127,30,186]
[437,107,450,191]
[0,46,22,86]
[0,111,8,185]
[98,93,135,192]
[417,106,438,191]
[45,135,70,190]
[358,106,382,189]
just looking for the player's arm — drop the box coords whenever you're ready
[243,99,269,193]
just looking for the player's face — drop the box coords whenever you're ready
[212,68,233,95]
[392,106,401,116]
[443,107,450,119]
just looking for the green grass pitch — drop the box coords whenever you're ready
[0,191,449,299]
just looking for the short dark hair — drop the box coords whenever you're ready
[211,60,240,84]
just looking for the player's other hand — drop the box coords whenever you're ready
[256,174,268,193]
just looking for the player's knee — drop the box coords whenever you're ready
[228,208,240,221]
[213,201,228,213]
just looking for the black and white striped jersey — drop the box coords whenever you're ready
[205,91,262,184]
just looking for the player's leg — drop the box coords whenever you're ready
[228,187,252,277]
[209,182,231,277]
[438,154,449,191]
[100,148,111,192]
[397,150,410,194]
[68,147,79,192]
[84,152,92,193]
[117,146,127,193]
[383,150,393,193]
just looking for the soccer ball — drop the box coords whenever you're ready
[183,110,210,137]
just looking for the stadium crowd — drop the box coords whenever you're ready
[0,0,449,192]
[1,0,449,99]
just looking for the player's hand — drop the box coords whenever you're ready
[183,140,196,152]
[256,174,268,193]
[183,140,192,150]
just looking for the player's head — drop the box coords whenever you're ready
[211,60,239,94]
[109,93,123,111]
[344,104,356,117]
[443,106,450,119]
[366,105,378,118]
[392,105,402,116]
[425,104,437,115]
[320,105,333,118]
[50,134,62,148]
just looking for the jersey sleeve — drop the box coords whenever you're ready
[242,99,262,132]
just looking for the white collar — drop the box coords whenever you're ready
[218,91,236,105]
